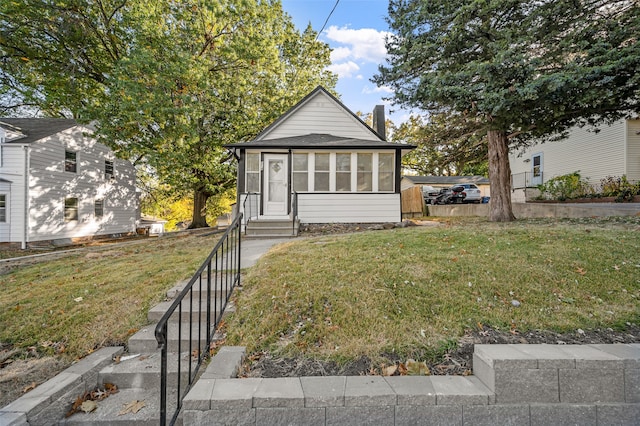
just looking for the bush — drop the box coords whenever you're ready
[537,172,592,201]
[599,175,640,202]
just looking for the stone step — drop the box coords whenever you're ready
[127,322,222,354]
[166,277,237,300]
[147,298,230,323]
[61,387,177,426]
[98,352,197,391]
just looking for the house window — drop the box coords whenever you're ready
[245,153,260,193]
[357,153,373,191]
[64,197,78,221]
[378,153,394,191]
[95,199,104,218]
[65,150,77,173]
[0,194,6,222]
[314,153,330,191]
[292,153,308,192]
[105,160,114,180]
[336,153,351,192]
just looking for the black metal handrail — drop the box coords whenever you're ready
[242,192,260,229]
[291,191,298,235]
[154,213,242,426]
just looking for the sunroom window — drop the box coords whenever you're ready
[314,153,330,191]
[357,153,373,191]
[336,153,351,192]
[245,153,260,193]
[378,153,394,191]
[292,153,308,192]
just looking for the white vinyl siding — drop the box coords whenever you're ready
[297,193,401,223]
[626,119,640,182]
[510,120,629,185]
[258,91,381,141]
[21,125,138,242]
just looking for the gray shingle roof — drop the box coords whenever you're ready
[226,133,414,150]
[0,118,78,144]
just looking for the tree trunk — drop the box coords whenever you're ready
[189,188,210,228]
[487,129,516,222]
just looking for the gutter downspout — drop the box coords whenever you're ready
[22,145,30,250]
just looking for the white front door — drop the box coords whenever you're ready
[263,154,288,216]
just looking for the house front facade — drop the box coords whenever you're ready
[509,118,640,202]
[0,118,139,248]
[225,87,414,234]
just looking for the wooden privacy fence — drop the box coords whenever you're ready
[401,186,424,218]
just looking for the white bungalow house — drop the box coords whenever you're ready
[509,118,640,202]
[0,118,139,248]
[224,86,415,236]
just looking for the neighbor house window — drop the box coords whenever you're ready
[245,153,260,193]
[64,197,78,221]
[357,153,373,191]
[0,194,6,222]
[292,153,308,192]
[65,150,77,173]
[314,153,330,191]
[336,153,351,192]
[378,153,394,191]
[95,199,104,218]
[105,160,114,180]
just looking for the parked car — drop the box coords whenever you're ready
[459,183,482,203]
[424,185,466,204]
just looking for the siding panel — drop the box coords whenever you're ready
[297,193,401,223]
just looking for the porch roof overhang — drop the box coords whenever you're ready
[225,133,415,155]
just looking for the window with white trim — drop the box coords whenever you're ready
[378,153,394,191]
[245,153,260,192]
[95,199,104,218]
[64,197,78,221]
[105,160,114,180]
[65,150,77,173]
[292,153,308,191]
[314,153,330,191]
[335,153,351,192]
[357,153,373,191]
[0,194,6,222]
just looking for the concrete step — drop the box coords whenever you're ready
[147,298,229,323]
[98,352,197,391]
[61,387,178,425]
[166,277,237,300]
[127,322,222,354]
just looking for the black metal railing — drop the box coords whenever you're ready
[242,192,260,229]
[154,214,242,426]
[291,191,298,235]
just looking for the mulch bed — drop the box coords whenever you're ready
[242,324,640,378]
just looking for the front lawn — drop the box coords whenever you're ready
[225,217,640,365]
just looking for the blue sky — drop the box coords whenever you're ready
[281,0,411,123]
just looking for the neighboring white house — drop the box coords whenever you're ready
[224,86,415,235]
[509,118,640,202]
[0,118,139,248]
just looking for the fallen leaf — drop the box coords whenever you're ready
[575,267,586,276]
[613,265,620,271]
[74,297,83,302]
[80,400,97,413]
[118,400,146,416]
[382,365,397,376]
[22,382,37,393]
[406,359,430,376]
[91,389,107,400]
[397,362,408,376]
[104,383,119,394]
[66,395,86,417]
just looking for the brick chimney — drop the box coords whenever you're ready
[372,105,386,141]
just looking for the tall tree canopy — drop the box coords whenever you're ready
[1,0,336,227]
[375,0,640,221]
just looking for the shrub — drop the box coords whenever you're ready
[599,175,640,202]
[537,172,592,201]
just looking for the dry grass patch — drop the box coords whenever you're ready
[225,218,640,365]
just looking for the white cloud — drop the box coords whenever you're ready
[362,85,393,95]
[330,46,352,62]
[324,26,391,64]
[356,75,364,80]
[327,61,360,78]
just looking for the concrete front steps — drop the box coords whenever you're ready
[0,276,234,426]
[245,218,299,238]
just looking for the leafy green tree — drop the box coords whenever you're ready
[391,113,487,176]
[375,0,640,221]
[1,0,336,227]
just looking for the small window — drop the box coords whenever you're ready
[245,153,260,193]
[105,160,114,180]
[314,153,330,191]
[64,197,78,221]
[292,153,308,192]
[0,194,6,222]
[336,153,351,192]
[95,199,104,218]
[65,150,77,173]
[357,153,373,191]
[378,153,394,191]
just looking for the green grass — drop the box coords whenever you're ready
[225,217,640,364]
[0,233,223,360]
